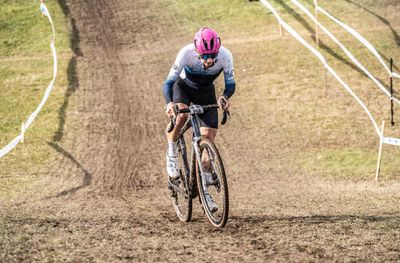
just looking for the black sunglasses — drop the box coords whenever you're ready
[199,53,218,60]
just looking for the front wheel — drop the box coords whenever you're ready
[196,139,229,228]
[170,137,192,222]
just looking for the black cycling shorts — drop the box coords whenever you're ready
[172,78,218,129]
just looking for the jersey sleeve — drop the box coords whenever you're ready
[222,48,236,98]
[162,46,188,104]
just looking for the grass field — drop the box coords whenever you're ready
[0,0,71,192]
[1,0,399,190]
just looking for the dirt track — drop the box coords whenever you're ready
[2,0,400,262]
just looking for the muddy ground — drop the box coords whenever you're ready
[2,0,400,262]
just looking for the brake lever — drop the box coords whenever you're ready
[221,109,230,125]
[219,98,230,125]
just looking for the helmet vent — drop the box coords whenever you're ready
[203,40,208,50]
[210,38,214,50]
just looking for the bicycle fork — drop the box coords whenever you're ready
[191,116,204,176]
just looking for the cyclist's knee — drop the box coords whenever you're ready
[175,113,188,127]
[201,128,217,141]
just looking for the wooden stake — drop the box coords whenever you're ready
[279,23,283,37]
[324,67,328,96]
[21,123,25,143]
[375,120,385,181]
[314,0,319,47]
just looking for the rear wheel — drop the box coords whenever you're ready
[196,139,229,228]
[170,137,192,222]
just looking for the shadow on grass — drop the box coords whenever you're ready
[273,0,365,75]
[52,0,82,143]
[345,0,400,47]
[344,0,400,72]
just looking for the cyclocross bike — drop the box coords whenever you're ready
[167,103,230,228]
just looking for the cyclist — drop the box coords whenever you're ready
[162,27,236,212]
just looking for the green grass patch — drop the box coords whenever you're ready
[169,0,277,37]
[0,0,69,56]
[0,0,71,184]
[302,148,400,180]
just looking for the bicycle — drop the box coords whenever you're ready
[166,103,230,228]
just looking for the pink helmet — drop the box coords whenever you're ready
[194,27,221,55]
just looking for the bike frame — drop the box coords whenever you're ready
[168,103,227,196]
[168,107,205,197]
[179,106,209,180]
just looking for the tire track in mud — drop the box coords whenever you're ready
[61,0,171,195]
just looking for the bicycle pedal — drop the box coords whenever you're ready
[171,191,177,198]
[168,181,179,198]
[168,177,180,185]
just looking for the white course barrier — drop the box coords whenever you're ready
[260,0,400,181]
[291,0,400,105]
[259,0,400,179]
[0,2,57,158]
[259,0,382,138]
[382,137,400,147]
[317,6,400,80]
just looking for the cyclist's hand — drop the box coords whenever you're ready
[218,96,230,110]
[165,102,175,118]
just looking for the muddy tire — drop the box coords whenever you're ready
[171,136,192,222]
[196,139,229,228]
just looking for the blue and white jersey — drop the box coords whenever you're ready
[162,44,236,104]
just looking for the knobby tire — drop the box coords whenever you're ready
[196,139,229,228]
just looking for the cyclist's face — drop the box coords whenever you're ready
[201,57,214,67]
[198,52,217,68]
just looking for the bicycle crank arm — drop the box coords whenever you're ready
[168,181,189,199]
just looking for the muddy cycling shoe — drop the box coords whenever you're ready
[166,154,180,180]
[203,172,219,187]
[203,172,213,186]
[202,172,218,213]
[205,193,218,213]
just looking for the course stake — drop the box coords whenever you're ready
[390,58,394,126]
[21,123,25,144]
[375,120,385,181]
